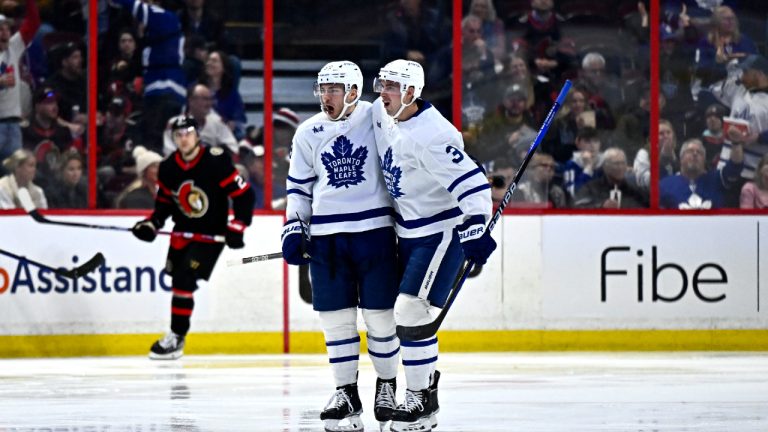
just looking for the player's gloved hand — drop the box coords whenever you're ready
[226,220,246,249]
[132,219,158,242]
[457,215,496,265]
[281,220,311,265]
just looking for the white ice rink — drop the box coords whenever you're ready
[1,352,767,431]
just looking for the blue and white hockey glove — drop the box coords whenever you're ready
[281,219,311,265]
[457,215,496,265]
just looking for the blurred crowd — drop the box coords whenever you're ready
[2,0,767,211]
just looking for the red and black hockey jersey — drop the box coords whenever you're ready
[152,145,254,235]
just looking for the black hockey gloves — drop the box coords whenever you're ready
[280,219,311,265]
[226,220,246,249]
[457,215,496,265]
[132,219,158,242]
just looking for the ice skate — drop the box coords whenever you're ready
[148,332,185,360]
[374,377,397,431]
[320,382,363,432]
[390,388,432,432]
[428,370,440,428]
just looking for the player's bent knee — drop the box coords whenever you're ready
[394,294,434,327]
[361,308,395,338]
[319,307,358,340]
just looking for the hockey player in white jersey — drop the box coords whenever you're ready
[281,61,400,432]
[372,60,497,431]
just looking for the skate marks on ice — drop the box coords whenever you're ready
[0,353,766,431]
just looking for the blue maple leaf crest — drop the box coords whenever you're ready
[321,135,368,188]
[380,147,404,199]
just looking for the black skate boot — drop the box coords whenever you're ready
[149,332,185,360]
[390,388,432,432]
[320,382,363,432]
[428,371,440,429]
[374,377,397,430]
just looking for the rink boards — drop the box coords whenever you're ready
[0,214,767,356]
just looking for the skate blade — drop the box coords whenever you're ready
[148,350,184,360]
[390,417,431,432]
[323,414,363,432]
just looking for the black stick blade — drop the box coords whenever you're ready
[60,253,105,279]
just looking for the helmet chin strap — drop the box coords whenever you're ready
[391,92,416,121]
[327,90,360,121]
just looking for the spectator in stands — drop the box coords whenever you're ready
[700,103,727,168]
[576,52,623,115]
[198,50,246,139]
[561,127,602,198]
[238,142,265,209]
[182,33,209,84]
[247,107,300,209]
[513,152,568,208]
[461,15,496,94]
[740,153,768,209]
[612,84,656,164]
[544,86,613,164]
[0,148,46,209]
[22,86,78,187]
[115,146,162,209]
[634,119,679,189]
[516,0,563,75]
[0,0,40,168]
[177,0,233,55]
[111,0,187,154]
[162,83,237,156]
[467,0,506,71]
[464,83,536,167]
[45,149,86,208]
[107,28,143,105]
[573,147,648,209]
[45,41,86,125]
[97,95,140,196]
[380,0,450,70]
[695,5,757,85]
[660,138,744,209]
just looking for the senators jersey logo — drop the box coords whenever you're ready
[175,180,209,218]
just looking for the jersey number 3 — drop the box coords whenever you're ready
[445,145,464,164]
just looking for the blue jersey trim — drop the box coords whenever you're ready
[410,99,433,119]
[325,336,361,347]
[287,175,318,184]
[395,207,462,229]
[400,337,438,348]
[329,354,360,364]
[402,356,438,366]
[287,188,312,198]
[368,347,400,358]
[310,207,393,225]
[447,167,484,192]
[457,183,491,202]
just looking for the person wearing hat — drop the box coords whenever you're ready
[22,86,79,187]
[43,41,86,124]
[0,148,46,209]
[131,114,255,360]
[0,0,40,167]
[700,103,727,168]
[114,146,163,209]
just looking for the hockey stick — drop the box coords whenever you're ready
[226,214,311,267]
[16,188,225,243]
[0,248,105,279]
[396,80,572,342]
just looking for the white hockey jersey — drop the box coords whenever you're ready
[285,101,393,236]
[372,98,492,238]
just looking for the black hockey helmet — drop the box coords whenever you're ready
[169,114,199,136]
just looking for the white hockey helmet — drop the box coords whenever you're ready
[314,61,363,121]
[375,59,425,99]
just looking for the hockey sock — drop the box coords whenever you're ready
[362,308,399,380]
[401,336,438,390]
[320,308,360,386]
[170,286,195,336]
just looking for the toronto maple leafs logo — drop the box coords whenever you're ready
[321,135,368,188]
[312,125,324,133]
[380,147,404,199]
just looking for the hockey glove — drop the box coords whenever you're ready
[457,215,496,265]
[281,219,311,265]
[226,220,246,249]
[132,219,158,242]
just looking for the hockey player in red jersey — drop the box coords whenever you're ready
[132,115,255,359]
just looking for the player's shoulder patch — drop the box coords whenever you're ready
[210,146,224,156]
